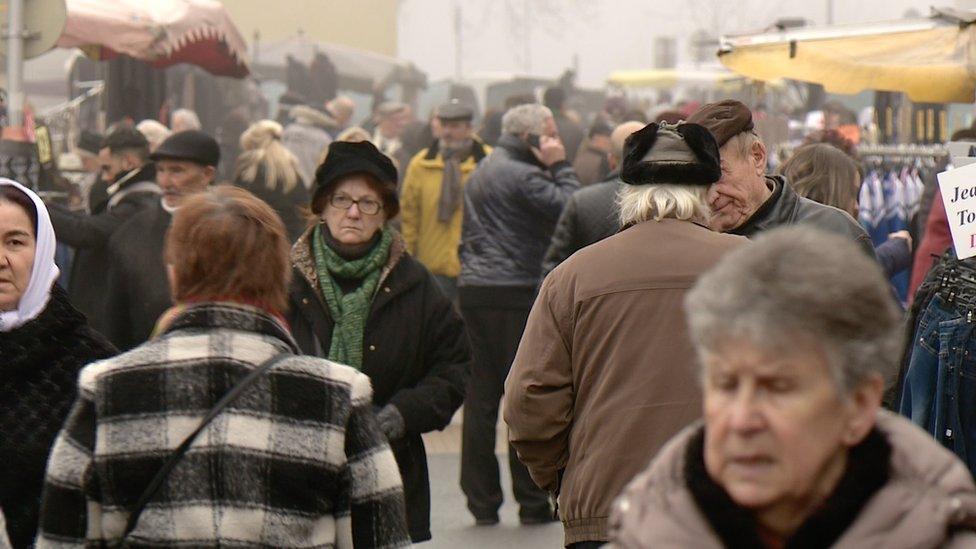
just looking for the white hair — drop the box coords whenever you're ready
[171,109,202,132]
[502,104,552,135]
[617,184,711,226]
[136,119,171,151]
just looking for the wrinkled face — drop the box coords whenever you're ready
[702,339,869,519]
[157,159,213,209]
[0,201,36,312]
[707,140,769,232]
[322,176,387,246]
[440,120,473,147]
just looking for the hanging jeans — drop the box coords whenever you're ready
[899,293,976,474]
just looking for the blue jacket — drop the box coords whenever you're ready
[458,134,580,288]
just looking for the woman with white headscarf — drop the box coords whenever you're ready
[0,179,115,547]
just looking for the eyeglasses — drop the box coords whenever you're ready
[329,194,383,215]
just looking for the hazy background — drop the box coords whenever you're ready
[398,0,940,87]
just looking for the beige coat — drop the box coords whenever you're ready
[504,219,747,545]
[609,411,976,549]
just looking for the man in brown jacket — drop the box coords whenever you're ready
[504,121,748,548]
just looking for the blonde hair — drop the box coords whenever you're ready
[234,120,302,192]
[618,184,711,226]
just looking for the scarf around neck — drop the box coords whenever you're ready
[312,224,393,369]
[0,179,60,332]
[437,138,473,223]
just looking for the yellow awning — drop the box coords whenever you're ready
[607,68,743,89]
[719,11,976,103]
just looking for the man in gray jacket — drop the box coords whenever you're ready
[458,103,580,526]
[687,100,874,255]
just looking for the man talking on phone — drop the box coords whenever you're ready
[457,103,581,526]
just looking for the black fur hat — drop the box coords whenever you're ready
[620,122,721,187]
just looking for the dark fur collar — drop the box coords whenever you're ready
[685,426,891,549]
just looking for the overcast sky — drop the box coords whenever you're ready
[398,0,944,88]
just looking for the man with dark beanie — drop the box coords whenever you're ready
[686,99,873,254]
[505,121,747,547]
[101,130,219,350]
[46,128,160,334]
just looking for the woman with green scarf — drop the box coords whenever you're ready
[288,141,472,544]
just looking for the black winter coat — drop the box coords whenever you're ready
[48,164,159,334]
[541,174,622,278]
[233,166,310,243]
[0,285,116,548]
[287,230,471,543]
[458,134,580,288]
[101,201,173,351]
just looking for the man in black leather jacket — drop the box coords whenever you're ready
[687,100,874,256]
[541,120,645,277]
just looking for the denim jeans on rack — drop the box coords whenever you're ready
[899,293,976,474]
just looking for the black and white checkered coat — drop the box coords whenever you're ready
[36,302,411,548]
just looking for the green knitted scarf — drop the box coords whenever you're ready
[312,224,394,369]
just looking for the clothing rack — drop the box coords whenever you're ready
[858,144,948,159]
[775,142,949,159]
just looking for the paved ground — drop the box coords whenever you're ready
[420,411,564,548]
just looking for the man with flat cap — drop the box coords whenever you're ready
[400,101,489,301]
[101,130,220,350]
[687,99,873,254]
[505,121,747,547]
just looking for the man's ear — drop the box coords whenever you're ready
[751,139,767,175]
[204,165,218,184]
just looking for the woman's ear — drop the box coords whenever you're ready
[842,373,884,446]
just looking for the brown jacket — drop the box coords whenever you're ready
[504,219,747,545]
[609,411,976,549]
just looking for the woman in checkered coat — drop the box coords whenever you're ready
[36,187,410,548]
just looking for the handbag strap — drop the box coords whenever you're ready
[121,352,291,540]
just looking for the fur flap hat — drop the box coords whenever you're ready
[620,122,722,187]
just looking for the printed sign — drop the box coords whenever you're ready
[938,162,976,260]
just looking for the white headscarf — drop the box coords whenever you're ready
[0,178,59,331]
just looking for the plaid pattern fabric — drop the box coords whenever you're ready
[36,302,410,548]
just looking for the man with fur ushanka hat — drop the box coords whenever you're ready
[504,122,749,547]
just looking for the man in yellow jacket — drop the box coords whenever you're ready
[401,101,489,300]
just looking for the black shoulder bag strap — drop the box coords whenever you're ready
[120,352,291,543]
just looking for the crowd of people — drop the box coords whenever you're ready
[2,85,976,549]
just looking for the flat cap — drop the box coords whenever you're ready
[620,122,721,187]
[686,99,754,148]
[436,100,474,122]
[151,130,220,167]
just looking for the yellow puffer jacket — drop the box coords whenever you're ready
[400,139,490,277]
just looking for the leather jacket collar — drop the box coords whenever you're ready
[728,175,795,237]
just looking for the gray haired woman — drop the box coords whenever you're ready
[608,227,976,548]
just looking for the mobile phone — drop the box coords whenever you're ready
[526,134,542,149]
